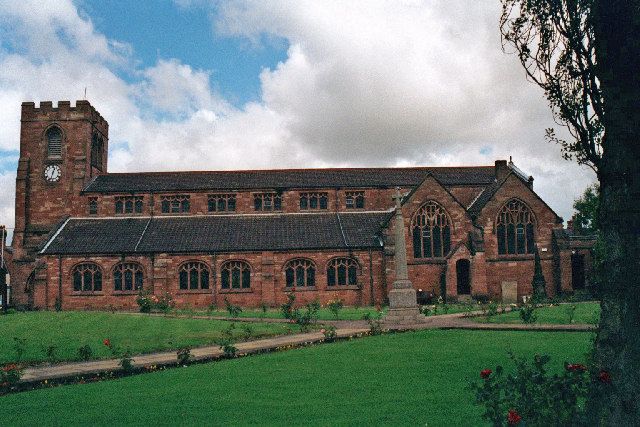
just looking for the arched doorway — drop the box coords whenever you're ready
[456,259,471,295]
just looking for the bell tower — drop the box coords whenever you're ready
[13,100,109,260]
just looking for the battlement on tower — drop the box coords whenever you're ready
[21,100,108,130]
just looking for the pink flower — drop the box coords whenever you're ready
[566,363,587,373]
[103,339,111,347]
[320,329,326,334]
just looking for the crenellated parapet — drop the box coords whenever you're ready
[21,100,108,131]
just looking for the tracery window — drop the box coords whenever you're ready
[496,199,535,255]
[284,259,316,288]
[345,191,365,209]
[327,258,358,286]
[113,262,144,292]
[208,194,236,212]
[300,192,328,210]
[88,197,98,215]
[221,261,251,289]
[72,263,102,292]
[161,195,190,214]
[46,127,62,158]
[115,196,143,215]
[179,261,210,290]
[254,193,282,211]
[412,201,452,258]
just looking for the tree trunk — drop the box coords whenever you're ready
[587,1,640,424]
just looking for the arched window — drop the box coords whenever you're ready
[496,199,535,255]
[221,261,251,289]
[497,200,535,255]
[46,127,62,158]
[72,263,102,292]
[113,263,144,292]
[411,201,452,258]
[284,259,316,288]
[179,261,209,290]
[327,258,358,286]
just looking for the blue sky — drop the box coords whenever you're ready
[81,0,288,107]
[0,0,596,235]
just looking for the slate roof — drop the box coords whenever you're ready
[83,166,496,193]
[40,212,393,255]
[467,179,501,217]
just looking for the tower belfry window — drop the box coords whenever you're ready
[47,127,62,158]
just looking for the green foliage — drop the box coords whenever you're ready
[0,312,300,365]
[0,330,593,425]
[280,293,296,319]
[216,324,238,358]
[176,347,191,365]
[136,291,174,314]
[487,302,499,317]
[77,344,93,361]
[44,345,58,363]
[519,300,538,324]
[54,297,62,312]
[572,184,600,234]
[320,326,338,342]
[327,297,344,319]
[471,354,589,426]
[0,363,23,388]
[241,324,253,340]
[223,298,242,318]
[119,350,134,372]
[12,337,26,362]
[260,303,269,314]
[363,310,383,335]
[292,300,321,332]
[565,304,578,324]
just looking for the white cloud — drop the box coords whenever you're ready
[0,0,596,240]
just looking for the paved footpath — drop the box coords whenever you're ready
[20,311,594,384]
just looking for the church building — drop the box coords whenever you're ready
[1,100,592,310]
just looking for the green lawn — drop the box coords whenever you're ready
[0,329,592,426]
[0,311,301,365]
[475,302,600,325]
[200,304,470,320]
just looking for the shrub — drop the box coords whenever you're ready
[217,325,238,358]
[320,326,338,342]
[136,290,154,313]
[420,305,431,316]
[280,293,296,319]
[13,337,27,362]
[177,347,191,365]
[565,304,578,324]
[260,302,269,314]
[120,350,134,372]
[155,292,174,314]
[363,311,383,335]
[470,354,589,426]
[441,303,450,314]
[519,300,538,324]
[293,300,321,332]
[487,301,499,317]
[0,364,23,388]
[77,344,93,361]
[224,298,242,318]
[44,345,58,363]
[241,324,254,340]
[327,297,344,319]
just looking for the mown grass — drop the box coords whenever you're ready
[0,329,593,426]
[0,311,302,365]
[200,303,471,320]
[475,302,600,325]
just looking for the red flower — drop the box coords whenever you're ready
[599,370,612,384]
[566,363,587,373]
[103,339,111,347]
[480,369,492,379]
[507,409,522,425]
[2,364,17,372]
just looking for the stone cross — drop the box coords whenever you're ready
[392,188,409,283]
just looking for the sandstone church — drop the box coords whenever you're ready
[0,100,593,311]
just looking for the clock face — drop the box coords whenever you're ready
[44,164,61,183]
